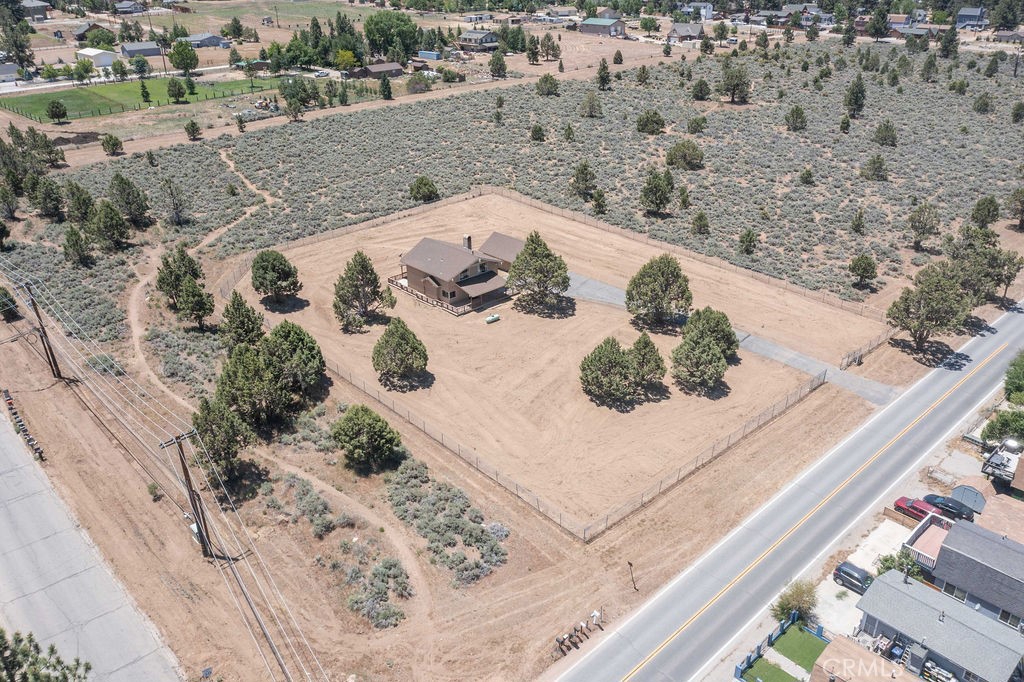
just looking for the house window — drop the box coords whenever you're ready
[964,672,982,682]
[942,582,966,602]
[479,262,488,272]
[457,269,469,282]
[999,609,1022,628]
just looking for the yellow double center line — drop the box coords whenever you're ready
[623,342,1008,681]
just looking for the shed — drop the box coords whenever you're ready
[364,62,403,79]
[0,64,19,83]
[579,17,625,36]
[75,47,119,68]
[20,0,50,21]
[418,49,441,60]
[120,40,161,57]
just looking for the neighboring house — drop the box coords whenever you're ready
[894,26,937,39]
[0,64,19,83]
[857,571,1024,682]
[20,0,50,21]
[458,29,499,51]
[755,9,790,25]
[579,17,626,35]
[930,520,1024,630]
[887,13,912,28]
[396,235,510,311]
[682,2,714,20]
[477,232,524,271]
[70,22,107,41]
[547,5,577,17]
[666,22,704,42]
[462,12,491,22]
[178,32,227,48]
[956,6,988,29]
[75,47,118,68]
[594,6,621,19]
[113,0,145,13]
[120,40,161,57]
[995,30,1024,42]
[364,61,403,79]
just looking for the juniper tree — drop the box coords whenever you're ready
[331,404,403,473]
[844,73,866,117]
[156,242,202,307]
[108,172,148,226]
[251,250,302,302]
[682,306,738,358]
[261,320,325,398]
[671,330,727,394]
[596,58,611,90]
[849,253,877,285]
[691,210,710,235]
[505,231,569,308]
[579,336,632,405]
[62,225,89,265]
[162,178,190,226]
[625,253,692,326]
[176,275,214,330]
[221,291,265,352]
[86,199,128,251]
[569,161,597,200]
[907,202,940,249]
[64,180,94,225]
[332,250,395,331]
[628,332,666,391]
[372,317,428,386]
[886,263,972,350]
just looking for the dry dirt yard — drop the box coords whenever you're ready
[233,193,884,521]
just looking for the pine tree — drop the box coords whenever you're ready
[844,73,866,118]
[628,332,666,392]
[580,336,633,405]
[156,242,202,307]
[221,290,265,351]
[62,225,89,265]
[372,317,428,386]
[261,320,325,398]
[108,172,149,226]
[251,250,302,302]
[331,404,403,473]
[671,330,727,394]
[176,275,214,330]
[596,57,611,90]
[332,250,395,331]
[683,306,738,358]
[86,199,129,252]
[505,231,570,309]
[625,253,692,326]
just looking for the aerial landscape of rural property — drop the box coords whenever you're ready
[2,0,1024,679]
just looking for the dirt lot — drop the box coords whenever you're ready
[229,193,881,519]
[0,327,873,680]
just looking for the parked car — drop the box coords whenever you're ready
[922,494,975,522]
[893,496,941,521]
[314,70,329,78]
[833,561,873,594]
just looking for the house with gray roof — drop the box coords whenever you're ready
[956,6,988,29]
[0,63,20,83]
[113,0,145,13]
[579,17,625,36]
[120,40,161,57]
[178,32,228,48]
[395,234,514,312]
[666,22,704,42]
[931,520,1024,630]
[458,29,499,51]
[857,570,1024,681]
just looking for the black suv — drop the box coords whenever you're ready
[923,494,975,522]
[833,561,874,594]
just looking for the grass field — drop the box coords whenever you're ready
[772,625,828,672]
[0,76,279,121]
[742,659,798,682]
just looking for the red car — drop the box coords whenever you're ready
[894,496,941,521]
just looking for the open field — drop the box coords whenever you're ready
[231,193,881,518]
[0,77,278,121]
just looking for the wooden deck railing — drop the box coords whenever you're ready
[387,276,472,316]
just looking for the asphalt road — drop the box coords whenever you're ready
[559,306,1024,682]
[0,411,182,680]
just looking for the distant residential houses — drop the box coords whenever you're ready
[750,3,834,27]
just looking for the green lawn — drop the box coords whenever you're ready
[0,77,278,121]
[772,625,828,672]
[741,659,799,682]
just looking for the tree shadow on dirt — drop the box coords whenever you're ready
[674,378,732,400]
[889,338,970,371]
[629,315,685,336]
[587,381,671,413]
[513,295,576,319]
[217,458,270,505]
[260,295,310,313]
[381,370,435,393]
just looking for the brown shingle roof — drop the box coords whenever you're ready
[401,238,496,282]
[457,270,506,297]
[366,62,402,73]
[478,232,524,264]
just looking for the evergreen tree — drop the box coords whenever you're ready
[140,79,150,103]
[331,404,403,473]
[166,76,186,103]
[0,629,91,680]
[86,199,128,251]
[489,51,507,78]
[221,290,265,351]
[62,225,89,265]
[332,250,396,331]
[32,176,63,219]
[596,57,611,90]
[379,73,393,100]
[691,209,710,235]
[251,250,302,302]
[0,286,19,322]
[409,175,439,202]
[162,178,190,226]
[639,169,673,215]
[692,78,711,101]
[261,320,325,398]
[156,242,202,307]
[580,336,633,405]
[719,61,751,103]
[505,231,570,308]
[938,26,959,58]
[844,73,866,118]
[971,195,1000,228]
[849,253,877,285]
[184,119,201,141]
[372,317,428,386]
[887,263,972,350]
[738,227,758,254]
[907,201,940,250]
[0,184,15,222]
[671,330,727,394]
[569,160,597,200]
[850,207,866,234]
[920,52,938,82]
[628,331,666,391]
[626,253,692,326]
[107,172,148,226]
[215,343,289,425]
[64,180,94,225]
[682,306,738,358]
[580,91,603,117]
[176,275,214,330]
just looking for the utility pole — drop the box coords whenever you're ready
[22,283,61,380]
[160,430,213,559]
[146,11,169,75]
[274,4,280,28]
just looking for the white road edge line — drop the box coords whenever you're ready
[557,303,1016,682]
